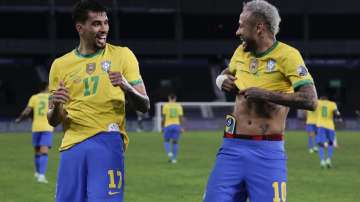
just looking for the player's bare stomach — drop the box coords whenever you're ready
[232,94,289,135]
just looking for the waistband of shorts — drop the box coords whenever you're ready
[222,136,284,150]
[224,132,284,141]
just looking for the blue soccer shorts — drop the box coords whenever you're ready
[32,131,53,147]
[55,131,124,202]
[316,127,336,145]
[163,124,181,141]
[305,124,317,133]
[203,138,287,202]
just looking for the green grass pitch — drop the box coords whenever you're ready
[0,131,359,202]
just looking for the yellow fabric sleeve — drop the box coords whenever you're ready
[122,48,142,85]
[281,50,314,90]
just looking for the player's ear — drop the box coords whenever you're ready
[75,23,83,34]
[256,22,264,34]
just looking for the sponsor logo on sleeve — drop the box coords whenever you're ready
[297,65,309,77]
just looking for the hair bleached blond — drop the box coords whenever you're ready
[243,0,281,35]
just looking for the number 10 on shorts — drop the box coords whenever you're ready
[273,181,286,202]
[108,170,122,189]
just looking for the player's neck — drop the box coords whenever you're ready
[255,37,276,55]
[77,41,101,56]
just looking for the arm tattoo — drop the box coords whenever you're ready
[263,84,318,110]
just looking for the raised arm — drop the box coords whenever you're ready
[109,71,150,113]
[47,81,69,127]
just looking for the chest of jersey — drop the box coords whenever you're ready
[63,56,124,104]
[234,57,292,93]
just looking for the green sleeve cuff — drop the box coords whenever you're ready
[129,79,143,86]
[293,79,314,91]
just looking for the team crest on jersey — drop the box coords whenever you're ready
[297,65,308,77]
[266,59,276,72]
[86,63,96,75]
[249,58,258,74]
[101,60,111,73]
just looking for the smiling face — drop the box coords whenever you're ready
[76,11,109,50]
[235,11,258,52]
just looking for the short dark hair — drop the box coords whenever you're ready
[168,93,177,100]
[72,0,107,23]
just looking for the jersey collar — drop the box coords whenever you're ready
[252,40,279,58]
[74,47,104,58]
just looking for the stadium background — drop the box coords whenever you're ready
[1,1,360,202]
[1,0,360,124]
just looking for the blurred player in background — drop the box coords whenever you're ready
[15,82,53,183]
[47,1,150,201]
[305,109,319,153]
[204,0,318,201]
[316,96,342,168]
[162,93,184,163]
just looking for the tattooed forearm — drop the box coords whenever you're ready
[263,84,318,110]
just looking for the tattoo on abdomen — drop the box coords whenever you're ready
[259,124,269,134]
[252,101,279,118]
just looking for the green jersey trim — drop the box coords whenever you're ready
[293,79,314,91]
[74,48,104,58]
[252,40,279,58]
[129,79,143,86]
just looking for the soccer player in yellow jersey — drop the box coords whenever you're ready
[305,109,320,153]
[47,1,150,201]
[204,1,318,202]
[15,82,53,183]
[161,94,184,163]
[315,96,342,169]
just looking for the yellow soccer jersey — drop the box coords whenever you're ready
[228,41,314,93]
[306,109,319,124]
[27,93,54,132]
[162,102,183,127]
[49,43,142,150]
[316,100,338,130]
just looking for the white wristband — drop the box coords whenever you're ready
[215,74,228,90]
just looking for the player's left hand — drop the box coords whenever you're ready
[109,71,132,92]
[240,87,269,101]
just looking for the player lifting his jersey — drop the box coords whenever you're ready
[203,1,318,201]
